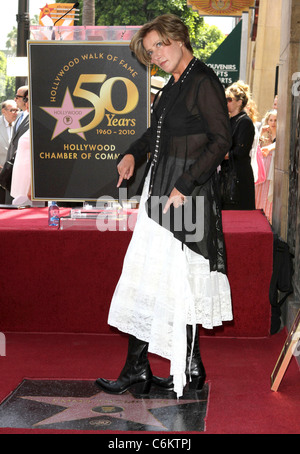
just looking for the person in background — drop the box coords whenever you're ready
[259,109,277,150]
[4,86,29,204]
[96,14,233,398]
[220,80,255,210]
[7,86,29,161]
[255,109,277,223]
[0,100,18,203]
[10,94,31,207]
[245,98,260,184]
[150,76,165,105]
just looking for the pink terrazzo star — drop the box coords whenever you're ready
[40,87,94,140]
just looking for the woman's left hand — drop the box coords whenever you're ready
[261,142,275,157]
[163,188,187,214]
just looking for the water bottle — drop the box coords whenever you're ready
[48,201,60,227]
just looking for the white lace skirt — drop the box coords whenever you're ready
[108,170,233,397]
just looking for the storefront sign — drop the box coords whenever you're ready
[187,0,255,16]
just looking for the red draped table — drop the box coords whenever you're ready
[0,208,273,337]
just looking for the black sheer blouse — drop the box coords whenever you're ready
[122,58,232,273]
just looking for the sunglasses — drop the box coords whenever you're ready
[226,97,233,103]
[15,94,24,98]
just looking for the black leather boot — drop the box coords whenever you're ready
[152,325,206,391]
[95,335,152,395]
[186,325,206,390]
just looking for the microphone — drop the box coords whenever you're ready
[51,2,79,40]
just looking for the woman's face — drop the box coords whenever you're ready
[268,114,277,129]
[143,29,183,77]
[226,92,242,116]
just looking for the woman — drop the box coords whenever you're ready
[10,129,31,206]
[255,109,277,223]
[220,81,255,210]
[96,14,233,398]
[10,94,31,206]
[245,98,260,184]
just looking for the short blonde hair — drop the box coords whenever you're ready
[130,14,193,66]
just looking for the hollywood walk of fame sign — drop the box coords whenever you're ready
[0,379,209,432]
[187,0,255,16]
[28,41,149,201]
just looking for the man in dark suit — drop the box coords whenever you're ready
[5,86,29,203]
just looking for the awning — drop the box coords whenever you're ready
[206,20,242,86]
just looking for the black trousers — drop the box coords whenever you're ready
[0,187,5,204]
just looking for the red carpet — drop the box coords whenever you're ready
[0,329,299,434]
[1,207,294,436]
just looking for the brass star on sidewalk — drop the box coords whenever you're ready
[20,391,201,430]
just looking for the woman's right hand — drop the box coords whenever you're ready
[117,154,135,187]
